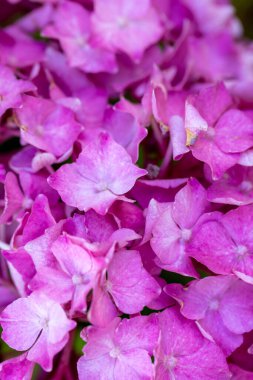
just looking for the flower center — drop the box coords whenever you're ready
[209,299,219,310]
[239,180,253,194]
[206,127,215,138]
[36,124,44,136]
[39,317,50,330]
[95,181,108,192]
[75,36,87,47]
[109,347,121,358]
[72,274,90,286]
[117,17,128,28]
[236,244,248,258]
[104,280,113,292]
[22,197,33,210]
[164,355,177,369]
[181,228,192,241]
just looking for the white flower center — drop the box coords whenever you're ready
[104,280,113,292]
[206,127,215,138]
[209,299,219,310]
[236,244,248,258]
[95,181,108,192]
[117,17,128,28]
[35,125,45,137]
[72,274,90,286]
[75,36,87,47]
[22,197,33,209]
[39,317,50,330]
[164,355,177,369]
[239,180,253,194]
[181,229,192,241]
[109,347,121,358]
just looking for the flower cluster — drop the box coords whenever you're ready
[0,0,253,379]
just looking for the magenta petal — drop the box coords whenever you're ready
[215,109,253,153]
[92,0,163,62]
[0,172,24,224]
[88,279,118,327]
[172,178,207,229]
[0,354,34,380]
[155,308,230,379]
[191,133,239,180]
[188,218,236,275]
[151,204,197,277]
[207,166,253,206]
[17,95,81,157]
[220,280,253,335]
[108,250,161,313]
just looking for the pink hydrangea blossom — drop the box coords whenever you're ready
[188,204,253,283]
[0,292,76,371]
[1,0,253,378]
[43,1,118,73]
[0,354,34,380]
[165,275,253,355]
[89,249,161,325]
[0,65,35,118]
[16,95,82,157]
[154,307,230,379]
[150,178,207,277]
[78,315,159,379]
[30,234,103,314]
[48,132,146,214]
[92,0,163,62]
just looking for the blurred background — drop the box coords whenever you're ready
[233,0,253,38]
[1,0,253,38]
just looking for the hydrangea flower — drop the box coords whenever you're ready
[48,132,146,214]
[30,234,103,314]
[0,292,76,371]
[154,307,230,379]
[89,249,161,325]
[165,275,253,354]
[43,1,118,73]
[187,204,253,283]
[0,65,35,118]
[78,315,159,379]
[92,0,163,62]
[150,178,207,277]
[1,0,253,378]
[16,95,82,158]
[0,354,34,380]
[207,165,253,206]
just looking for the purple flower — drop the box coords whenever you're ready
[78,315,159,379]
[43,1,118,73]
[154,307,230,379]
[165,275,253,355]
[92,0,163,62]
[48,132,146,214]
[150,178,207,277]
[0,65,35,118]
[0,354,34,380]
[16,95,81,157]
[0,292,76,371]
[30,234,103,314]
[188,205,253,283]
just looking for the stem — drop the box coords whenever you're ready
[52,330,75,380]
[152,119,166,155]
[159,141,173,178]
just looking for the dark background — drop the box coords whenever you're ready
[233,0,253,38]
